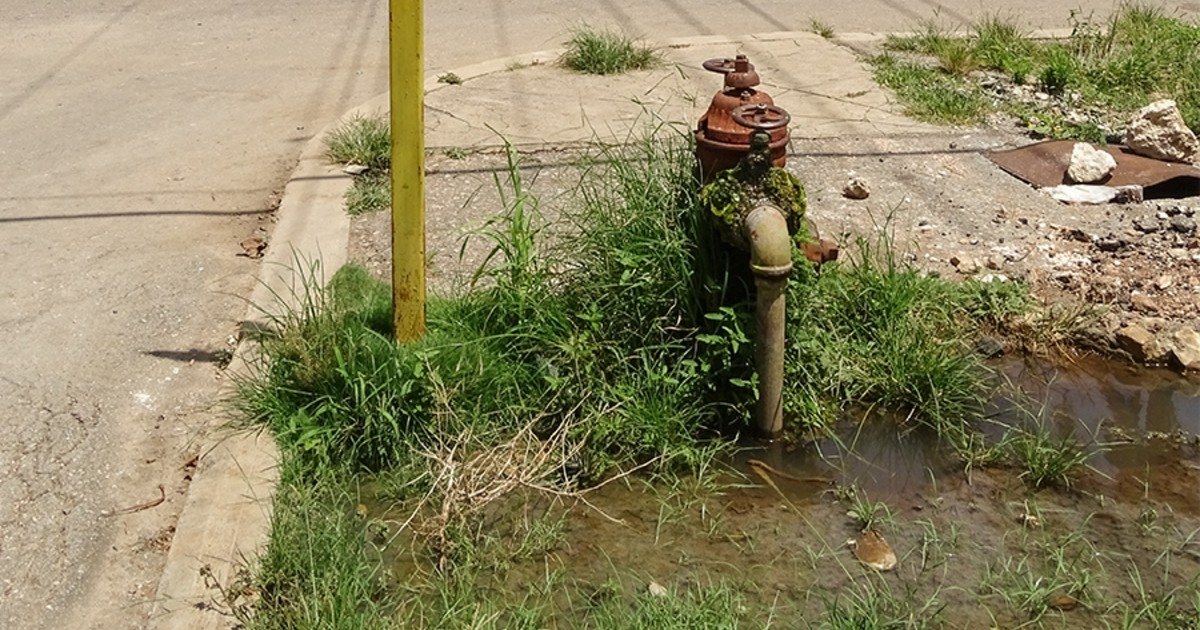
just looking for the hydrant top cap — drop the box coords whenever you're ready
[702,54,761,90]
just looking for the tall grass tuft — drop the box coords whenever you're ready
[324,114,391,171]
[784,237,986,440]
[246,478,395,630]
[560,26,661,75]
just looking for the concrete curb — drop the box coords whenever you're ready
[152,25,1062,626]
[149,98,374,628]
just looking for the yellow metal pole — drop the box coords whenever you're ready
[390,0,426,341]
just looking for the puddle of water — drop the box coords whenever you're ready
[739,356,1200,513]
[367,356,1200,627]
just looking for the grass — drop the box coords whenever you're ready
[875,6,1200,137]
[325,114,393,215]
[783,238,1015,451]
[1006,418,1090,488]
[809,18,835,39]
[871,54,989,124]
[235,126,1110,627]
[238,478,395,630]
[344,174,390,216]
[325,114,390,171]
[560,25,661,75]
[254,126,1037,477]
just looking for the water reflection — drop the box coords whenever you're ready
[753,356,1200,510]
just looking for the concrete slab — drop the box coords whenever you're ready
[424,34,939,149]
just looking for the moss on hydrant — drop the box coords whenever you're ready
[700,163,808,251]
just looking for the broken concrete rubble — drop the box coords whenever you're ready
[1040,184,1143,204]
[1067,142,1116,184]
[1125,99,1199,165]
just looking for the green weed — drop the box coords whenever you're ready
[871,54,988,124]
[809,18,835,39]
[560,26,660,75]
[325,114,391,171]
[1006,420,1090,488]
[344,173,390,216]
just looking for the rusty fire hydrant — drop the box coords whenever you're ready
[695,55,838,439]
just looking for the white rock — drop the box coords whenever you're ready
[343,164,370,175]
[1041,184,1142,204]
[843,175,870,200]
[1125,99,1199,164]
[1041,185,1121,204]
[648,582,669,598]
[1067,142,1117,183]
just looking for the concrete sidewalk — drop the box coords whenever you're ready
[150,30,926,629]
[422,32,938,149]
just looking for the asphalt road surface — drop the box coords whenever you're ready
[0,0,1178,627]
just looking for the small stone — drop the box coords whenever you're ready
[1116,324,1165,363]
[1049,594,1079,611]
[978,273,1008,284]
[342,164,369,175]
[1094,237,1127,252]
[1155,275,1175,290]
[1169,215,1197,235]
[1131,293,1159,313]
[953,257,981,274]
[239,237,267,259]
[648,581,669,598]
[1067,142,1117,183]
[986,254,1005,270]
[1132,216,1162,233]
[1166,328,1200,371]
[1113,185,1144,204]
[843,175,870,200]
[1125,99,1200,164]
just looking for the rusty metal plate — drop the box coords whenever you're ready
[987,140,1200,197]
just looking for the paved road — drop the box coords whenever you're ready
[0,0,1169,628]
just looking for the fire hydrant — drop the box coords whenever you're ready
[699,104,801,440]
[695,55,837,440]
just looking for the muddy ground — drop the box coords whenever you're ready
[361,353,1200,627]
